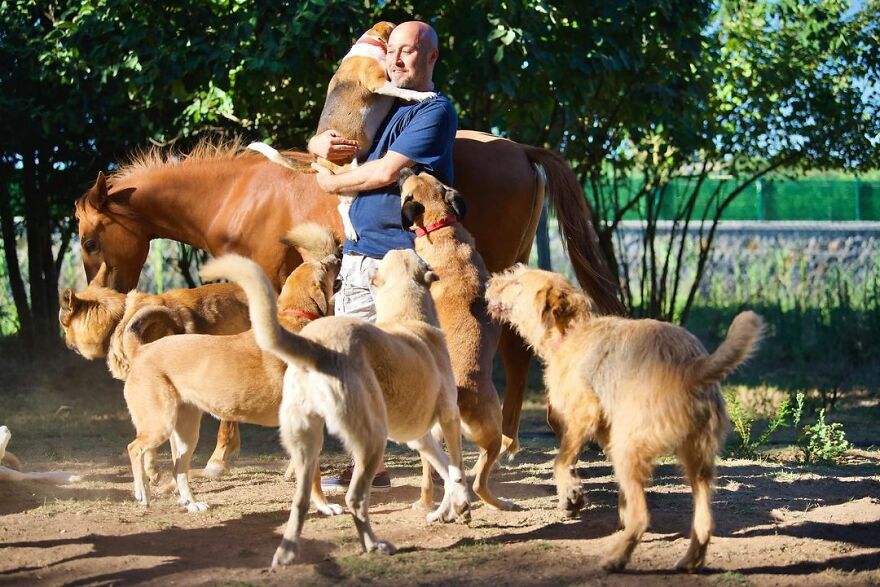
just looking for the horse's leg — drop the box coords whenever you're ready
[498,325,533,458]
[203,420,240,478]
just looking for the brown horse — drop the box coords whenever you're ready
[75,130,622,473]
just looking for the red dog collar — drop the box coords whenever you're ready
[357,37,386,52]
[281,308,321,321]
[414,215,458,237]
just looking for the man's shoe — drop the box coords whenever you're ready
[321,464,391,493]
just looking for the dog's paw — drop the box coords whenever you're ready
[600,555,628,573]
[486,497,517,512]
[344,228,359,242]
[674,549,707,573]
[271,540,298,568]
[559,486,586,518]
[316,503,344,516]
[65,474,83,483]
[181,500,209,513]
[368,540,397,555]
[411,91,437,102]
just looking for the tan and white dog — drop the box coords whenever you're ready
[0,426,81,484]
[201,249,470,567]
[399,168,512,511]
[119,225,343,514]
[249,21,436,241]
[486,266,763,572]
[60,264,251,479]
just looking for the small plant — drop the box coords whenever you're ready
[800,408,851,464]
[724,389,790,459]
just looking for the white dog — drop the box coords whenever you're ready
[0,426,81,483]
[201,249,470,567]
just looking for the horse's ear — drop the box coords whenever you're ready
[88,172,108,209]
[444,187,466,220]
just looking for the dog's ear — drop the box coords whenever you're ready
[59,289,77,326]
[444,187,466,220]
[398,166,416,189]
[423,270,439,286]
[90,262,119,290]
[541,285,591,332]
[401,200,425,229]
[88,172,109,210]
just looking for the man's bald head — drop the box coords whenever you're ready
[386,20,439,92]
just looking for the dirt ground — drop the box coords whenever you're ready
[1,353,879,586]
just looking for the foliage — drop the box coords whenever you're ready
[724,388,791,459]
[800,407,851,464]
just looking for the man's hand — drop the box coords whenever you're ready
[308,130,358,163]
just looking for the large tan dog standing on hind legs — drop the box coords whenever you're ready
[399,168,512,511]
[486,266,764,572]
[202,249,471,567]
[248,20,436,241]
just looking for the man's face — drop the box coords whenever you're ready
[386,27,435,89]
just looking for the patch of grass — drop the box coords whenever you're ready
[714,570,753,586]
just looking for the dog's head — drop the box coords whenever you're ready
[278,223,341,322]
[486,265,593,347]
[59,263,126,359]
[372,249,438,292]
[399,168,466,232]
[364,21,396,47]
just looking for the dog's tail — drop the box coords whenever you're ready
[282,222,340,262]
[107,304,187,381]
[200,255,325,368]
[247,142,314,173]
[686,311,764,390]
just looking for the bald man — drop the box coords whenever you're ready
[309,20,457,492]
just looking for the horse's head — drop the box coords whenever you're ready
[75,172,150,292]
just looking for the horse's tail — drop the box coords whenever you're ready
[523,146,625,316]
[200,255,325,368]
[282,222,340,262]
[247,142,315,173]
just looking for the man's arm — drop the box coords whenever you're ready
[314,150,413,194]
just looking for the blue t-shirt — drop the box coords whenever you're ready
[344,93,458,258]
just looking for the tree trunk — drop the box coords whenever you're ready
[0,175,33,345]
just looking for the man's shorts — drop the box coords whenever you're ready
[335,253,380,322]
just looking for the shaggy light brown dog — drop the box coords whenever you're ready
[399,168,511,511]
[118,224,342,513]
[202,249,470,567]
[59,264,251,477]
[485,265,763,572]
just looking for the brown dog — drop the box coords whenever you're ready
[121,224,342,513]
[399,168,512,511]
[249,21,436,241]
[486,265,763,572]
[59,263,250,478]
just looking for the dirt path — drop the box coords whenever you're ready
[1,358,879,585]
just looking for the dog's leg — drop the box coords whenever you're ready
[128,437,151,507]
[372,81,436,102]
[674,445,716,573]
[273,414,325,568]
[553,419,592,518]
[498,327,531,458]
[471,433,515,511]
[418,405,471,523]
[171,405,207,513]
[337,195,358,242]
[346,440,396,555]
[310,461,343,516]
[203,420,240,479]
[414,454,434,511]
[601,449,652,573]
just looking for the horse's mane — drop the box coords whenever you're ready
[110,136,251,183]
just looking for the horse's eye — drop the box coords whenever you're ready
[82,239,99,254]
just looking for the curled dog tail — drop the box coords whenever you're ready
[200,255,325,368]
[108,304,188,381]
[282,222,340,262]
[687,311,765,391]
